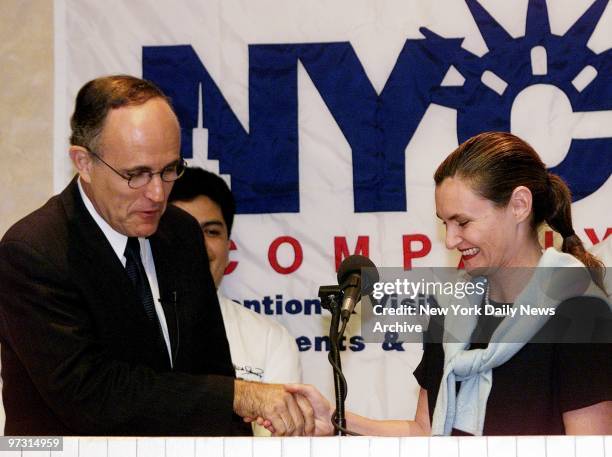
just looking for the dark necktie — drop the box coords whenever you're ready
[124,237,159,322]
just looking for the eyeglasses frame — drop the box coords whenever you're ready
[86,149,186,189]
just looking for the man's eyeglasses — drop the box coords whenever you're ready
[88,151,186,189]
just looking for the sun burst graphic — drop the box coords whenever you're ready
[422,0,612,201]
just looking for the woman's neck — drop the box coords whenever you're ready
[488,237,543,303]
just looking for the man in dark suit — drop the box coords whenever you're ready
[0,75,313,436]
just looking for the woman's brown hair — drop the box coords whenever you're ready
[434,131,605,290]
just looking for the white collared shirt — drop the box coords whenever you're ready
[77,179,173,366]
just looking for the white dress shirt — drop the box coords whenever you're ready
[217,293,301,436]
[78,179,173,365]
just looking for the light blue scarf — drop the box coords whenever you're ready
[430,248,606,436]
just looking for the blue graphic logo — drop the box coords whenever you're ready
[429,0,612,201]
[143,0,611,212]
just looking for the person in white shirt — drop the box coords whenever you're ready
[169,167,302,435]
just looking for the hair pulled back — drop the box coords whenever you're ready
[434,131,604,289]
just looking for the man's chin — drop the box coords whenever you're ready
[128,221,160,238]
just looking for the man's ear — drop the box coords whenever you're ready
[69,146,94,183]
[509,186,533,224]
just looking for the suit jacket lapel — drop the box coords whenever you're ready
[60,178,172,369]
[61,177,136,298]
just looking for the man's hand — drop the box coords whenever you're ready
[233,380,314,436]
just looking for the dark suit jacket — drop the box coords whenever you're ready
[0,178,248,436]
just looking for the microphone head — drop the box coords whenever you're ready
[337,255,379,294]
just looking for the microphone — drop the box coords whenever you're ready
[337,255,379,321]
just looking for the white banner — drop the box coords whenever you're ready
[55,0,612,420]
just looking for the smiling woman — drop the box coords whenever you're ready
[433,131,605,288]
[284,131,611,437]
[417,131,611,435]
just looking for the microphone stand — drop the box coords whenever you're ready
[318,285,348,436]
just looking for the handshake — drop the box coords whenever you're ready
[234,380,335,436]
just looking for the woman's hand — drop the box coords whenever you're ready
[284,384,335,436]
